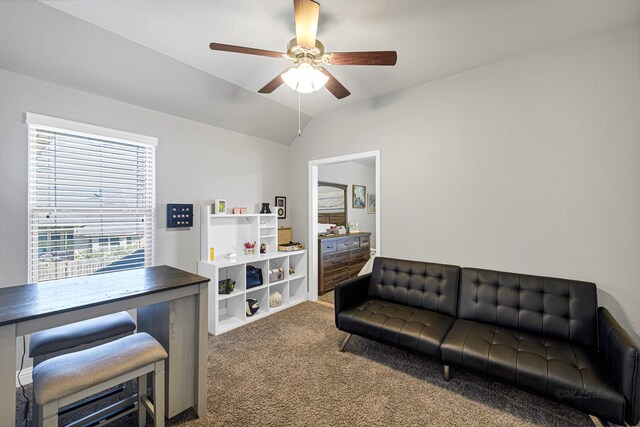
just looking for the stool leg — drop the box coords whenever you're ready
[41,401,58,427]
[138,373,148,427]
[33,400,42,427]
[153,361,165,427]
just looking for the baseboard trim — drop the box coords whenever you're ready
[16,366,33,387]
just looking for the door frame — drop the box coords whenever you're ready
[307,150,381,300]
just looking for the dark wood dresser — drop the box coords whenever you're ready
[318,232,371,295]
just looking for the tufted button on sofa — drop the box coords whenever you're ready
[334,258,640,425]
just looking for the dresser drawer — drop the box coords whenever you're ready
[359,235,370,247]
[349,261,367,276]
[322,252,349,272]
[337,237,359,252]
[324,267,351,288]
[349,248,369,264]
[320,240,337,253]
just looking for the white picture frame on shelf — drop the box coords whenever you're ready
[214,199,227,215]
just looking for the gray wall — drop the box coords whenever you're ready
[289,25,640,336]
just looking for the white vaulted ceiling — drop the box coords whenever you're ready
[40,0,638,117]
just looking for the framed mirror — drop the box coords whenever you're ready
[317,181,348,227]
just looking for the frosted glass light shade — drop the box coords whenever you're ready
[281,63,329,93]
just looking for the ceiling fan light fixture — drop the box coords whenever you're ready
[281,63,329,94]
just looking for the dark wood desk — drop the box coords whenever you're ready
[0,265,209,426]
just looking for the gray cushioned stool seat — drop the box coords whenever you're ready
[29,312,136,358]
[32,332,167,406]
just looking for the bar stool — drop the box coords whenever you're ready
[29,312,136,424]
[32,332,167,427]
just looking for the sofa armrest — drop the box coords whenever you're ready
[334,273,371,328]
[598,307,640,425]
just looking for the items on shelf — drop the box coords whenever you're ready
[214,199,227,215]
[244,241,256,255]
[260,202,271,214]
[278,241,305,252]
[269,267,284,283]
[289,266,295,275]
[218,278,236,295]
[269,291,282,308]
[278,227,293,246]
[231,207,248,214]
[260,243,267,254]
[209,247,215,261]
[246,298,260,316]
[246,265,263,289]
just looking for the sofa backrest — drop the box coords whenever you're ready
[369,257,460,316]
[458,267,598,347]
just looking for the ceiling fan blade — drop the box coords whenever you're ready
[320,68,350,99]
[327,51,397,66]
[209,42,285,59]
[258,74,285,94]
[294,0,320,49]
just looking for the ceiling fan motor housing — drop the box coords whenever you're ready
[287,38,328,64]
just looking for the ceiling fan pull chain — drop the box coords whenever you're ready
[297,91,302,138]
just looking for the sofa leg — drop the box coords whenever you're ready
[339,334,352,352]
[443,365,451,382]
[588,414,605,427]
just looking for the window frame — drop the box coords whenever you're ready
[25,113,158,283]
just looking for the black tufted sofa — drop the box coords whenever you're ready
[334,257,640,425]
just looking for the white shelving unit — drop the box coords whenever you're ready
[197,206,308,335]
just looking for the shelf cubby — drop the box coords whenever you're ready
[246,287,269,322]
[289,276,307,306]
[218,295,245,333]
[269,281,289,312]
[218,264,246,295]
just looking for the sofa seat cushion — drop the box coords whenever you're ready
[441,319,625,422]
[337,299,455,358]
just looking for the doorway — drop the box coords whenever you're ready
[308,150,381,301]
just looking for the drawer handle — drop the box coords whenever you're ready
[345,242,356,246]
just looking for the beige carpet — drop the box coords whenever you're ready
[17,302,592,426]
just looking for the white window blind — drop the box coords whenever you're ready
[26,113,157,283]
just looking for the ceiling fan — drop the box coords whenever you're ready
[209,0,397,99]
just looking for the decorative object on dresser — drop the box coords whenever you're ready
[352,185,366,209]
[318,232,370,295]
[367,193,376,214]
[260,202,272,214]
[275,196,287,219]
[197,205,308,335]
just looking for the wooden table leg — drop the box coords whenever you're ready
[194,282,208,417]
[0,324,17,427]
